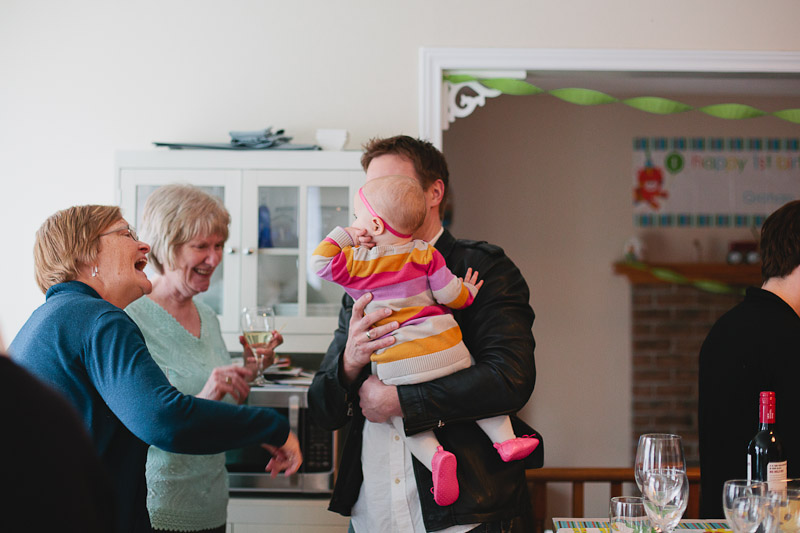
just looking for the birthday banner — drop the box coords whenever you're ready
[633,137,800,227]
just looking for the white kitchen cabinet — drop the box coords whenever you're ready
[226,496,349,532]
[116,150,364,353]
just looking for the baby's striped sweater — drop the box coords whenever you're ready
[311,226,478,383]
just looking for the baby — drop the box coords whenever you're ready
[310,174,538,506]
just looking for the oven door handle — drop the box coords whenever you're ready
[288,395,300,436]
[287,394,302,487]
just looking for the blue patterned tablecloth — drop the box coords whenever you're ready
[553,518,729,532]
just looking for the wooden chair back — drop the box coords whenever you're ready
[525,467,701,533]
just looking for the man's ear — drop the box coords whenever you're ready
[427,179,445,209]
[372,217,386,235]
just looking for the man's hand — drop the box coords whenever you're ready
[263,431,303,478]
[359,375,402,422]
[342,293,398,385]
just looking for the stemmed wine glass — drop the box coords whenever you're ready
[770,479,800,533]
[728,494,779,533]
[610,496,650,533]
[635,434,686,494]
[723,480,773,533]
[240,306,276,385]
[635,434,687,533]
[642,469,689,533]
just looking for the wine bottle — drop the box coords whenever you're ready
[747,391,787,488]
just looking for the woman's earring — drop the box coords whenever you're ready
[91,265,98,278]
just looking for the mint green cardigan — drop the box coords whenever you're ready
[126,296,234,531]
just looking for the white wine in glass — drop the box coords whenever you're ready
[241,306,276,378]
[243,330,274,348]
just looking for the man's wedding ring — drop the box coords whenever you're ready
[225,376,232,384]
[365,330,372,340]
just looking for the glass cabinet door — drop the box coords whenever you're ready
[118,169,242,333]
[242,170,362,336]
[306,185,351,317]
[254,186,300,316]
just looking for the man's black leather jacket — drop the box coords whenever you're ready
[308,229,543,531]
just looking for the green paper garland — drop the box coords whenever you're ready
[444,75,800,124]
[624,260,746,295]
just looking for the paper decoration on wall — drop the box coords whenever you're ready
[623,260,745,295]
[632,137,800,228]
[443,75,800,124]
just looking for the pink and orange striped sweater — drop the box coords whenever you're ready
[311,226,479,384]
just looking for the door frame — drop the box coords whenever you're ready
[419,47,800,149]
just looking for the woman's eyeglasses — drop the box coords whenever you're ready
[98,225,139,241]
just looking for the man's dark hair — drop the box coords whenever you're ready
[361,135,450,219]
[760,199,800,282]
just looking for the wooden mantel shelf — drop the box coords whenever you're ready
[614,261,761,286]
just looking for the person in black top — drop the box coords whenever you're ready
[0,352,115,531]
[699,199,800,517]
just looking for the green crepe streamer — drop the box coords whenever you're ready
[444,77,800,124]
[623,97,693,115]
[549,88,618,106]
[621,260,747,295]
[649,268,689,284]
[444,74,479,84]
[481,78,544,95]
[698,104,767,120]
[691,279,744,295]
[773,109,800,124]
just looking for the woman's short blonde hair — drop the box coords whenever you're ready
[140,184,230,275]
[33,205,122,294]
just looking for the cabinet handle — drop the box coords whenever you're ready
[225,247,237,255]
[244,248,256,255]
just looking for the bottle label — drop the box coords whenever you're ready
[767,461,788,490]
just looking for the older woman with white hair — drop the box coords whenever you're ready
[10,203,300,533]
[125,184,284,533]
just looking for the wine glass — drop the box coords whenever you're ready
[770,479,800,533]
[724,480,769,529]
[610,496,650,533]
[642,469,689,533]
[728,494,779,533]
[241,306,276,384]
[635,434,686,494]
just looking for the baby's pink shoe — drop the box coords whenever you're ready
[493,436,540,462]
[431,446,459,506]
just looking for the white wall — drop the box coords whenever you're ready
[1,0,798,475]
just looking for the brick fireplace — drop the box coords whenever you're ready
[616,262,761,466]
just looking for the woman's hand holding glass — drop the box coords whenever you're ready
[241,306,282,384]
[239,330,284,379]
